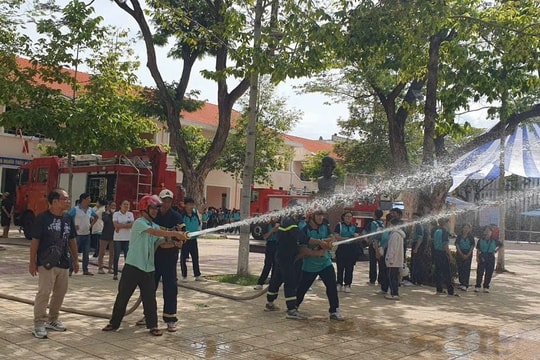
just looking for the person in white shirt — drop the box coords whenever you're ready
[91,199,106,259]
[112,200,134,280]
[68,193,97,276]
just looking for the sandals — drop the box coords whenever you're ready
[102,324,118,332]
[149,328,163,336]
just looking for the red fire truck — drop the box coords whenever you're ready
[15,146,179,239]
[249,187,310,240]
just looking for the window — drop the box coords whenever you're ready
[19,168,29,185]
[37,168,49,183]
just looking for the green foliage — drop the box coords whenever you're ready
[0,1,157,156]
[215,78,299,184]
[177,126,211,170]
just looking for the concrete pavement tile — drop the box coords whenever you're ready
[401,349,460,359]
[77,342,134,356]
[294,349,342,360]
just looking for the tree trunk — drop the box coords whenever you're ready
[422,33,442,165]
[183,170,208,209]
[496,89,509,273]
[237,0,264,276]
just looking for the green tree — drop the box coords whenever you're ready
[0,1,157,197]
[216,78,299,185]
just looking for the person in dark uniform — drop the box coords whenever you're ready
[265,201,327,319]
[1,192,13,238]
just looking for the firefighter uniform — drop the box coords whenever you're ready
[266,216,309,312]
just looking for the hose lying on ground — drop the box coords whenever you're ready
[0,242,269,318]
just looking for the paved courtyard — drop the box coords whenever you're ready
[0,231,539,359]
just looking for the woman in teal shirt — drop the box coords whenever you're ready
[455,223,475,291]
[475,226,501,293]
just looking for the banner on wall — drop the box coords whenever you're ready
[0,157,30,167]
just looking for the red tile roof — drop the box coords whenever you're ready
[181,102,241,127]
[15,57,91,98]
[283,133,335,156]
[15,57,333,156]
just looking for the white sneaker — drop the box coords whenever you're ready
[401,280,414,287]
[474,287,481,292]
[337,284,343,292]
[45,320,66,332]
[181,277,188,282]
[253,284,263,290]
[344,285,351,293]
[385,294,400,300]
[32,326,47,339]
[330,308,345,321]
[195,276,207,282]
[483,288,490,293]
[459,285,467,291]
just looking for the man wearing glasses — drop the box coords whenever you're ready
[29,189,79,339]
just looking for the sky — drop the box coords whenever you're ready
[90,2,347,141]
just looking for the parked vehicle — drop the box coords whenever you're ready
[15,146,180,239]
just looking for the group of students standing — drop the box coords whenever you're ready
[255,203,503,317]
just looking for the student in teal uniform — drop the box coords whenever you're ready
[296,210,344,321]
[180,197,206,281]
[333,211,361,293]
[432,218,457,296]
[455,223,475,291]
[254,214,280,289]
[475,226,501,293]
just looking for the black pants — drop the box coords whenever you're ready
[476,253,495,289]
[180,239,200,278]
[113,241,129,276]
[296,265,339,314]
[109,264,158,329]
[388,267,400,296]
[336,245,356,286]
[267,255,303,311]
[257,241,277,285]
[378,256,389,292]
[154,247,179,323]
[410,244,425,285]
[368,243,378,284]
[457,256,472,287]
[433,251,454,295]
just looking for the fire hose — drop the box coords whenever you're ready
[0,241,269,319]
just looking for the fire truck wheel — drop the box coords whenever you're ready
[21,212,35,240]
[250,223,265,241]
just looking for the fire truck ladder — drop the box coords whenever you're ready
[119,155,153,209]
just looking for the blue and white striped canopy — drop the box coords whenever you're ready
[450,123,540,191]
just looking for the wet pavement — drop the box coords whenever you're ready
[0,231,539,359]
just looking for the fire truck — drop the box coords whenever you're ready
[249,187,310,240]
[15,146,179,239]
